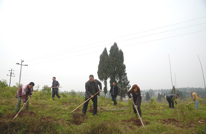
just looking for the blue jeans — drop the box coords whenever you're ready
[195,100,199,109]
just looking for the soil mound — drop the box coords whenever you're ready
[71,113,88,125]
[122,118,150,127]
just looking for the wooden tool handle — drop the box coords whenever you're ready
[71,90,101,113]
[13,97,30,120]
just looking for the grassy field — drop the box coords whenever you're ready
[0,87,206,134]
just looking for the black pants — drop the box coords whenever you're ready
[111,95,117,105]
[52,89,60,99]
[82,95,97,115]
[133,98,142,117]
[166,97,174,108]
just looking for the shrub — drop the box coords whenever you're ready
[0,80,8,88]
[149,98,157,109]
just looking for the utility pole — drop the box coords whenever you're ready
[197,55,206,97]
[16,59,28,86]
[168,55,175,94]
[7,69,15,87]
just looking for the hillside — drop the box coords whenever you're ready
[0,87,206,134]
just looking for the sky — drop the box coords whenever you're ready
[0,0,206,92]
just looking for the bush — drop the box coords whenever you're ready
[0,80,8,88]
[149,98,157,109]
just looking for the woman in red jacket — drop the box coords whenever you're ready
[127,84,142,117]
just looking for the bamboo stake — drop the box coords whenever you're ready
[197,55,206,97]
[127,89,145,127]
[71,90,101,113]
[13,97,30,120]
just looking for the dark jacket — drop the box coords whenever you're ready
[167,94,177,100]
[85,79,102,98]
[109,85,118,96]
[167,94,177,104]
[127,90,141,105]
[52,80,60,90]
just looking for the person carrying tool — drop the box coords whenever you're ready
[15,82,35,113]
[82,75,102,116]
[127,84,142,117]
[190,91,199,109]
[166,94,179,108]
[109,82,118,106]
[51,77,60,100]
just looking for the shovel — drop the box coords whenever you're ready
[71,90,101,113]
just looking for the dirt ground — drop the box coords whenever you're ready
[122,117,150,128]
[71,113,88,125]
[162,118,206,128]
[6,111,36,119]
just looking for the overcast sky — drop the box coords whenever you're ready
[0,0,206,92]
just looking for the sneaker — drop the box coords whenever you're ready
[93,114,98,116]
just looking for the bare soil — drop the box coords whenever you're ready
[122,118,150,127]
[6,111,36,119]
[162,118,206,128]
[71,113,88,125]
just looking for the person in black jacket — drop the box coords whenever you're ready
[166,94,179,108]
[82,75,102,116]
[127,84,142,117]
[109,82,118,106]
[51,77,60,100]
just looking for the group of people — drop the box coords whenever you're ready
[166,91,199,109]
[14,74,199,117]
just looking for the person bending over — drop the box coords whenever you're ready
[127,84,142,117]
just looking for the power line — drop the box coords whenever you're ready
[29,29,206,65]
[25,16,206,61]
[27,22,206,63]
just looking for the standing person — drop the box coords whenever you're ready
[51,77,60,100]
[127,84,142,117]
[82,75,102,116]
[109,82,118,106]
[190,91,199,109]
[166,94,179,108]
[15,82,35,113]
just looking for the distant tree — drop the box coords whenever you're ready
[70,89,76,97]
[145,92,150,101]
[42,85,51,93]
[148,89,155,97]
[98,48,109,97]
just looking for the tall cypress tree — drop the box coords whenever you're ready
[108,43,121,86]
[108,43,130,100]
[98,48,109,97]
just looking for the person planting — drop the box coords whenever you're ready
[127,84,142,117]
[51,77,60,100]
[15,82,35,113]
[82,75,102,116]
[166,94,179,108]
[109,82,118,106]
[190,91,199,109]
